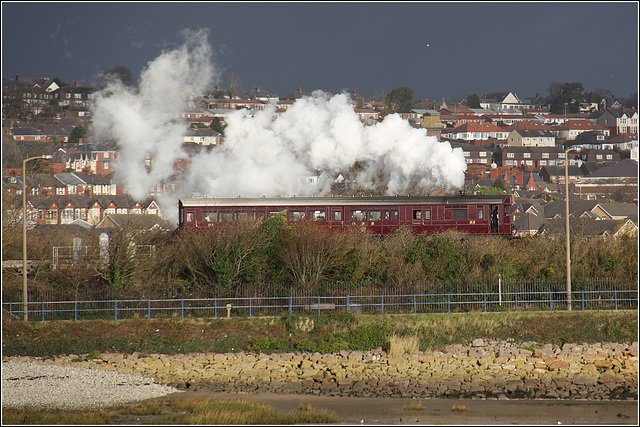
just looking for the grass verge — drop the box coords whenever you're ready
[2,310,636,357]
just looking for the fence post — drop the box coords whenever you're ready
[447,293,451,313]
[214,297,218,318]
[413,294,417,314]
[318,297,321,315]
[181,298,184,319]
[249,296,252,318]
[381,295,384,315]
[75,300,78,321]
[515,292,518,312]
[615,290,618,310]
[347,295,350,313]
[581,290,584,311]
[148,298,151,319]
[42,301,45,322]
[115,299,118,320]
[289,296,292,314]
[550,291,553,312]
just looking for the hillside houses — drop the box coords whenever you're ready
[4,74,638,238]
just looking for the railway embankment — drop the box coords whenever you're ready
[7,339,637,401]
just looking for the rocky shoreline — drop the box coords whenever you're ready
[5,340,638,402]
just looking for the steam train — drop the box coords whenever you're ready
[178,194,515,235]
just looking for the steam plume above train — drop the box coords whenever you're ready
[91,29,467,222]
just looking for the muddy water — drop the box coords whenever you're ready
[150,390,638,425]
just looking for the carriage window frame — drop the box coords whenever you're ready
[368,210,382,221]
[220,211,233,222]
[412,209,422,220]
[186,212,194,222]
[310,210,326,221]
[202,210,217,222]
[477,206,484,219]
[350,209,366,222]
[453,208,468,220]
[331,210,342,221]
[290,210,306,221]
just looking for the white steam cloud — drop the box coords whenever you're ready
[91,30,467,224]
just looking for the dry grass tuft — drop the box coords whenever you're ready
[451,404,469,412]
[388,334,419,357]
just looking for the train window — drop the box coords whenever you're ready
[477,206,484,219]
[186,212,194,222]
[332,210,342,221]
[413,209,422,220]
[453,209,468,220]
[237,212,254,220]
[423,209,431,220]
[368,210,381,221]
[290,211,305,221]
[220,212,233,222]
[310,210,326,221]
[351,210,366,221]
[505,205,511,215]
[202,211,216,222]
[388,210,399,220]
[269,210,286,218]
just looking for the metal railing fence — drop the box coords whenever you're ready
[3,289,637,322]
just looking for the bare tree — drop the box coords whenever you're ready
[226,72,245,99]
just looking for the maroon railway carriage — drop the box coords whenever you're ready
[178,195,515,235]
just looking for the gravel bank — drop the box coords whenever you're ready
[1,360,181,410]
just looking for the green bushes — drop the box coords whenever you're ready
[11,219,638,298]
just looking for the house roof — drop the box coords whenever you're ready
[583,159,638,178]
[512,129,556,138]
[540,165,584,176]
[512,212,546,233]
[95,214,173,231]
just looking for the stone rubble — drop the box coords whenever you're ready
[4,340,637,401]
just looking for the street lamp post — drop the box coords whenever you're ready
[564,147,581,312]
[22,155,53,321]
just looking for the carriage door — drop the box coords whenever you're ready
[490,205,499,233]
[330,208,344,230]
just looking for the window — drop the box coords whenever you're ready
[423,209,431,220]
[526,160,533,166]
[507,152,515,158]
[290,211,305,221]
[523,152,531,158]
[540,160,547,166]
[367,210,382,221]
[384,210,399,220]
[606,154,613,160]
[350,210,366,221]
[331,210,342,221]
[186,212,194,222]
[477,206,484,219]
[220,211,233,222]
[596,154,603,160]
[559,153,565,158]
[412,209,422,220]
[480,151,487,157]
[310,210,326,221]
[542,152,549,158]
[453,209,467,220]
[506,160,513,166]
[203,211,216,222]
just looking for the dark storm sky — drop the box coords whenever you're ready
[2,1,638,102]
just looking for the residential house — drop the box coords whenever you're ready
[455,144,493,166]
[554,120,610,140]
[534,113,568,125]
[184,128,222,146]
[578,149,621,164]
[512,211,547,237]
[8,126,47,142]
[280,87,311,101]
[3,74,60,115]
[396,109,423,126]
[479,92,523,110]
[589,108,639,136]
[482,114,531,127]
[245,87,278,102]
[57,142,116,175]
[440,121,509,143]
[493,146,568,170]
[539,165,584,184]
[354,107,379,124]
[38,124,75,143]
[95,213,173,232]
[26,174,66,196]
[507,129,556,147]
[574,159,639,201]
[57,82,99,108]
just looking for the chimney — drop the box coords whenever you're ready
[536,93,540,98]
[612,94,615,100]
[15,74,20,81]
[43,77,50,84]
[297,87,302,93]
[74,81,79,86]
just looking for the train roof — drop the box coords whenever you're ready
[179,195,513,208]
